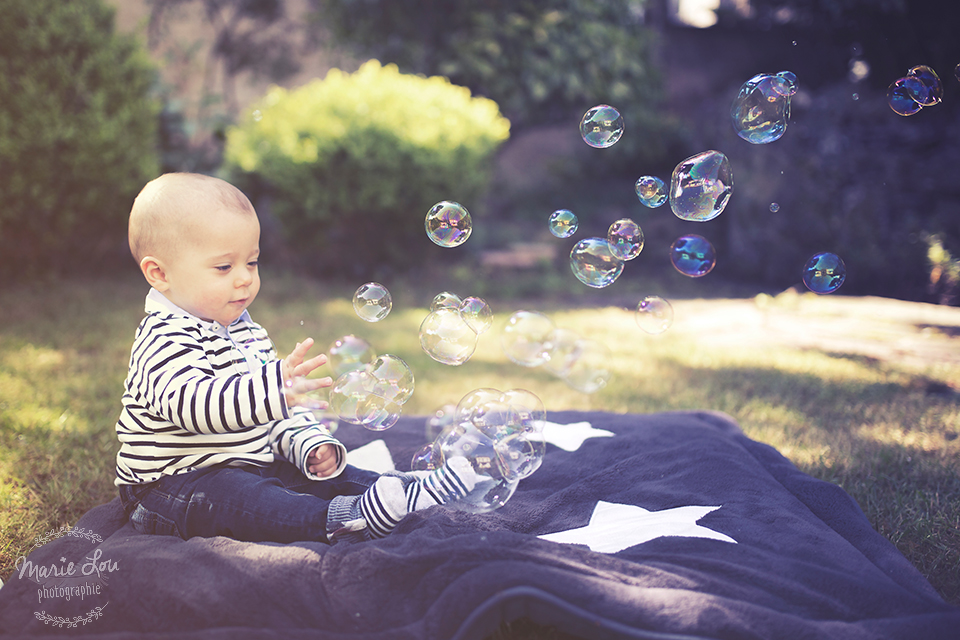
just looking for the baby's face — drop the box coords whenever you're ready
[162,207,261,327]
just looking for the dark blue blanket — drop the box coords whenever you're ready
[2,410,958,639]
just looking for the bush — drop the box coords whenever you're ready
[0,0,160,279]
[224,59,510,277]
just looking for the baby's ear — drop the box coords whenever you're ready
[139,256,169,291]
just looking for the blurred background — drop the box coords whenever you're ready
[2,0,960,304]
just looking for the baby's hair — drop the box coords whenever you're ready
[128,173,256,263]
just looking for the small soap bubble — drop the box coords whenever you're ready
[907,65,943,106]
[501,310,555,367]
[852,93,859,101]
[769,202,780,213]
[670,234,717,278]
[887,77,924,116]
[430,291,462,311]
[607,219,644,261]
[328,335,376,377]
[425,201,472,248]
[410,441,441,471]
[562,338,612,394]
[459,296,493,334]
[802,252,846,294]
[635,176,667,208]
[569,237,624,288]
[419,307,478,366]
[548,209,579,238]
[353,282,392,322]
[670,151,734,221]
[635,296,674,335]
[367,354,414,405]
[580,104,624,149]
[731,73,794,144]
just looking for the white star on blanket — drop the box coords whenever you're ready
[538,501,737,553]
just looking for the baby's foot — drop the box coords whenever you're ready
[406,456,480,512]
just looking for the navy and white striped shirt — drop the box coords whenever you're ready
[115,289,346,486]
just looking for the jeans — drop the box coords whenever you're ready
[118,460,381,544]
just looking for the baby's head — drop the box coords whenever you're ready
[129,173,262,326]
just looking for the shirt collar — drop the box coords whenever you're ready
[144,288,252,334]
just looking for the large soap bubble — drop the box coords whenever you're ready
[501,310,555,367]
[570,237,624,288]
[580,104,624,148]
[425,201,472,248]
[434,421,519,513]
[669,151,733,222]
[548,209,579,238]
[328,335,376,377]
[802,252,846,294]
[907,65,943,106]
[635,176,667,208]
[353,282,392,322]
[607,218,644,261]
[419,307,478,366]
[731,72,795,144]
[671,234,717,277]
[635,296,674,335]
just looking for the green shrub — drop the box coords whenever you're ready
[224,59,510,277]
[0,0,160,279]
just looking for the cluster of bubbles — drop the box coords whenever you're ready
[566,218,645,288]
[419,292,493,366]
[411,388,547,513]
[731,71,797,144]
[635,295,674,335]
[579,104,624,148]
[501,311,611,393]
[425,201,473,248]
[353,282,392,322]
[802,252,846,294]
[887,65,943,116]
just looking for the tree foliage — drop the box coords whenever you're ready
[0,0,160,278]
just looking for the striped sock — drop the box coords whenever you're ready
[405,457,479,512]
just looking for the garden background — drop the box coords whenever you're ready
[1,0,959,636]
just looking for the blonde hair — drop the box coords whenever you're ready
[128,173,256,263]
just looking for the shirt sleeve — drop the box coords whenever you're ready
[268,407,348,480]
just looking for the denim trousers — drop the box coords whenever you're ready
[118,460,381,544]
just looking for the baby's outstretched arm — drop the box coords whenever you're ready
[306,444,340,478]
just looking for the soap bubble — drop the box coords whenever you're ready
[328,335,376,377]
[501,310,554,367]
[635,175,667,208]
[635,296,674,335]
[731,73,794,144]
[548,209,579,238]
[425,201,472,248]
[430,291,462,311]
[671,234,717,277]
[669,151,733,222]
[410,441,441,472]
[352,282,392,322]
[562,338,612,394]
[769,202,780,213]
[425,403,458,442]
[802,252,846,294]
[607,218,644,260]
[907,65,943,106]
[887,76,926,116]
[541,327,583,378]
[328,369,401,431]
[955,63,960,83]
[570,237,624,288]
[419,307,478,365]
[580,104,624,148]
[459,296,493,334]
[435,421,519,513]
[367,354,414,405]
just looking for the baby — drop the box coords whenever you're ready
[115,172,476,544]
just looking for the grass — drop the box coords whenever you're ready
[1,271,958,626]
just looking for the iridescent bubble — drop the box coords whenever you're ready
[731,73,793,144]
[459,296,493,334]
[352,282,392,322]
[367,354,414,405]
[419,308,478,365]
[328,335,376,377]
[425,201,472,248]
[410,441,441,472]
[580,104,624,149]
[541,327,583,378]
[887,77,924,116]
[907,65,943,106]
[425,403,458,442]
[452,388,545,479]
[635,176,667,208]
[500,310,555,367]
[562,338,612,394]
[430,291,462,311]
[434,421,519,513]
[548,209,579,238]
[669,151,733,222]
[670,234,717,277]
[769,202,780,213]
[774,70,798,96]
[802,252,846,294]
[499,388,546,436]
[569,237,624,288]
[635,296,674,335]
[607,218,644,260]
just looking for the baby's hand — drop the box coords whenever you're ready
[282,338,332,387]
[307,444,338,478]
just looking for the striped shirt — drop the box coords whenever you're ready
[115,289,346,486]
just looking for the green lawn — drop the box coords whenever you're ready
[2,272,958,617]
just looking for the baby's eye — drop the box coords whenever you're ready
[215,265,231,272]
[248,260,259,268]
